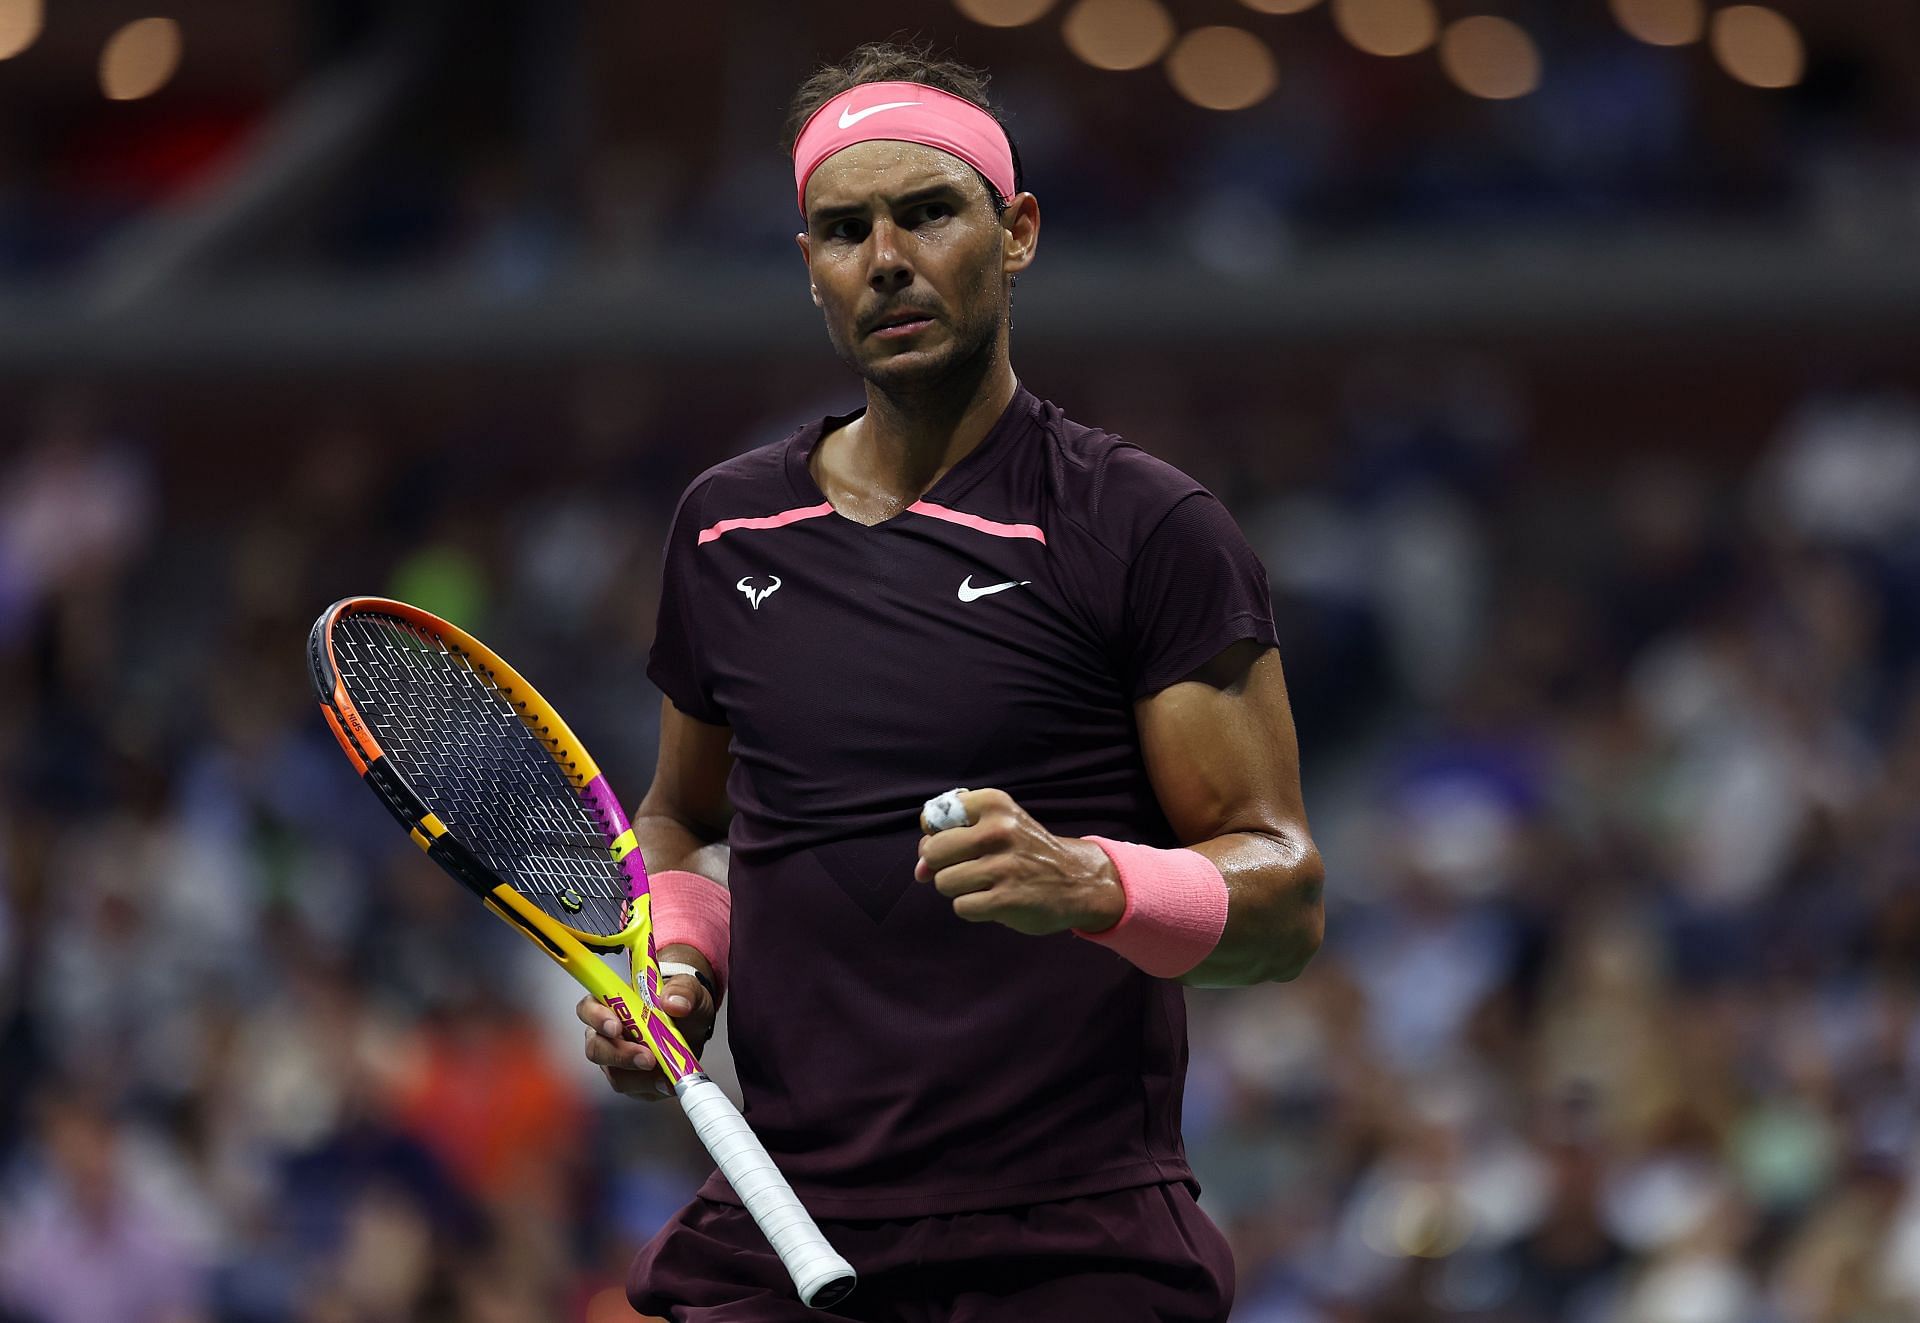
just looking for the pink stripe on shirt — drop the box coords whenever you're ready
[697,501,835,545]
[906,501,1047,544]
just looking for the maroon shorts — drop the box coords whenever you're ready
[627,1181,1234,1323]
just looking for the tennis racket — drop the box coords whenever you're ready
[307,596,856,1309]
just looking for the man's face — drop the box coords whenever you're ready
[797,141,1030,390]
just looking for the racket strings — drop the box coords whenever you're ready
[333,614,631,937]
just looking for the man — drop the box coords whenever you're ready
[578,43,1324,1323]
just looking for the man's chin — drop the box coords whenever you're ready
[858,343,958,389]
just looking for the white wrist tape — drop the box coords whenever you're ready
[922,788,972,833]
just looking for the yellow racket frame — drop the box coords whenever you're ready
[312,596,699,1081]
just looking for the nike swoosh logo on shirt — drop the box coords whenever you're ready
[958,576,1031,603]
[838,101,922,129]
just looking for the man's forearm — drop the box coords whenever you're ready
[635,813,731,887]
[1178,830,1323,988]
[636,813,731,995]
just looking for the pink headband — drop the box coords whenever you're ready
[792,80,1016,216]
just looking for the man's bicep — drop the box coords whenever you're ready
[638,696,735,841]
[1134,641,1308,844]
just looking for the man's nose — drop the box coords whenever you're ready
[866,220,912,293]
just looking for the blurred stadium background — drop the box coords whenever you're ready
[3,1,1920,1320]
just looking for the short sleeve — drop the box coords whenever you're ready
[646,484,726,725]
[1123,492,1280,699]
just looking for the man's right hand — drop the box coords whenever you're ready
[577,946,717,1102]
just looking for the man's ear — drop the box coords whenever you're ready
[795,232,821,307]
[1001,193,1040,276]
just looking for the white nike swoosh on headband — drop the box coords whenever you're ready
[838,101,922,129]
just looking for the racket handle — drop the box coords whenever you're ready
[674,1074,857,1309]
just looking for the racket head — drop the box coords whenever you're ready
[309,595,659,968]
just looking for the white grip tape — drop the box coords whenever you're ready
[922,788,972,833]
[676,1075,856,1308]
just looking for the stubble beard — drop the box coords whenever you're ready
[827,259,1006,399]
[854,312,998,398]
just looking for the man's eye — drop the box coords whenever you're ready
[827,220,866,241]
[916,203,951,224]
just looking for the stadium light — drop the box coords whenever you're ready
[1061,0,1177,71]
[1608,0,1705,47]
[0,0,41,61]
[1331,0,1438,58]
[1439,16,1541,100]
[1237,0,1323,14]
[1711,5,1804,88]
[1166,26,1278,111]
[100,17,182,101]
[954,0,1057,27]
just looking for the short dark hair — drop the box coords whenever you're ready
[783,40,1025,212]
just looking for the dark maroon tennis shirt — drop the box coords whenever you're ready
[648,385,1279,1218]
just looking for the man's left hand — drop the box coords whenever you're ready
[914,788,1126,935]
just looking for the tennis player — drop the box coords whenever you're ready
[579,44,1324,1322]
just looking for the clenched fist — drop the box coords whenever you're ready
[914,788,1125,936]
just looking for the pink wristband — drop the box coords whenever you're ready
[649,870,732,1000]
[1073,837,1229,978]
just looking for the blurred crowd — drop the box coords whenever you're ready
[1185,367,1920,1323]
[5,3,1919,285]
[3,4,1918,1321]
[279,15,1920,287]
[1,353,1917,1323]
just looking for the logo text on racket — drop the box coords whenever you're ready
[605,995,642,1042]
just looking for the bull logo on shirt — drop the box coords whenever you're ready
[736,575,782,609]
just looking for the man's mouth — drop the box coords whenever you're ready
[867,311,936,336]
